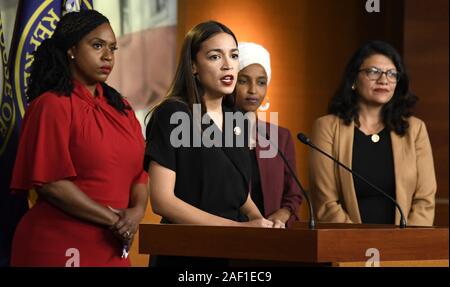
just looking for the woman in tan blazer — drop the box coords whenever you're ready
[309,41,436,226]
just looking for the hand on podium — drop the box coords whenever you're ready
[240,218,285,228]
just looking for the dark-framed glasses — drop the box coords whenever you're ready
[359,67,400,83]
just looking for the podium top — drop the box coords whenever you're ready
[291,221,442,229]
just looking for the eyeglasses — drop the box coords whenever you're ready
[359,67,400,83]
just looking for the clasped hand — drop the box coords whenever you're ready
[108,206,144,245]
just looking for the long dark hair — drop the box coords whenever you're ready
[150,20,237,118]
[27,9,130,114]
[328,40,418,136]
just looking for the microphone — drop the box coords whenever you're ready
[258,130,316,229]
[297,132,407,228]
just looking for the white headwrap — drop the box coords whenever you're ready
[238,42,271,84]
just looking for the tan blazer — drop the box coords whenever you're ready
[309,115,436,226]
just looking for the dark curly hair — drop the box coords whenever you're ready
[328,41,418,136]
[27,9,130,114]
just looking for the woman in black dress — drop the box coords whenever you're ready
[144,21,275,266]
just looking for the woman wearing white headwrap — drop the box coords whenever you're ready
[235,42,302,228]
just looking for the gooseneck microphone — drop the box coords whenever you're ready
[297,133,407,228]
[259,132,316,229]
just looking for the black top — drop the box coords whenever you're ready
[144,100,251,223]
[352,127,396,224]
[249,149,264,215]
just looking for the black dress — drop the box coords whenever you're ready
[352,127,396,224]
[144,100,251,266]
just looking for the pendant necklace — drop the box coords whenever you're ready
[370,122,383,143]
[371,133,380,143]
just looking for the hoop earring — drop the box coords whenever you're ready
[258,96,270,112]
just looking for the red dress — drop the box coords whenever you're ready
[10,81,148,267]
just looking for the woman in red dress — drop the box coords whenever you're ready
[10,10,148,267]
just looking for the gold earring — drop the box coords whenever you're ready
[352,84,355,90]
[70,55,75,60]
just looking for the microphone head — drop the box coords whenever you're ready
[297,133,311,145]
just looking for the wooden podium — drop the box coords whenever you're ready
[139,222,449,266]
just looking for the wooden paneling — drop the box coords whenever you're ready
[404,0,449,226]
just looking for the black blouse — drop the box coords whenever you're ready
[249,149,265,215]
[144,100,251,223]
[352,127,396,224]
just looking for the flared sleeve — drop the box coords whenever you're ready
[10,92,76,192]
